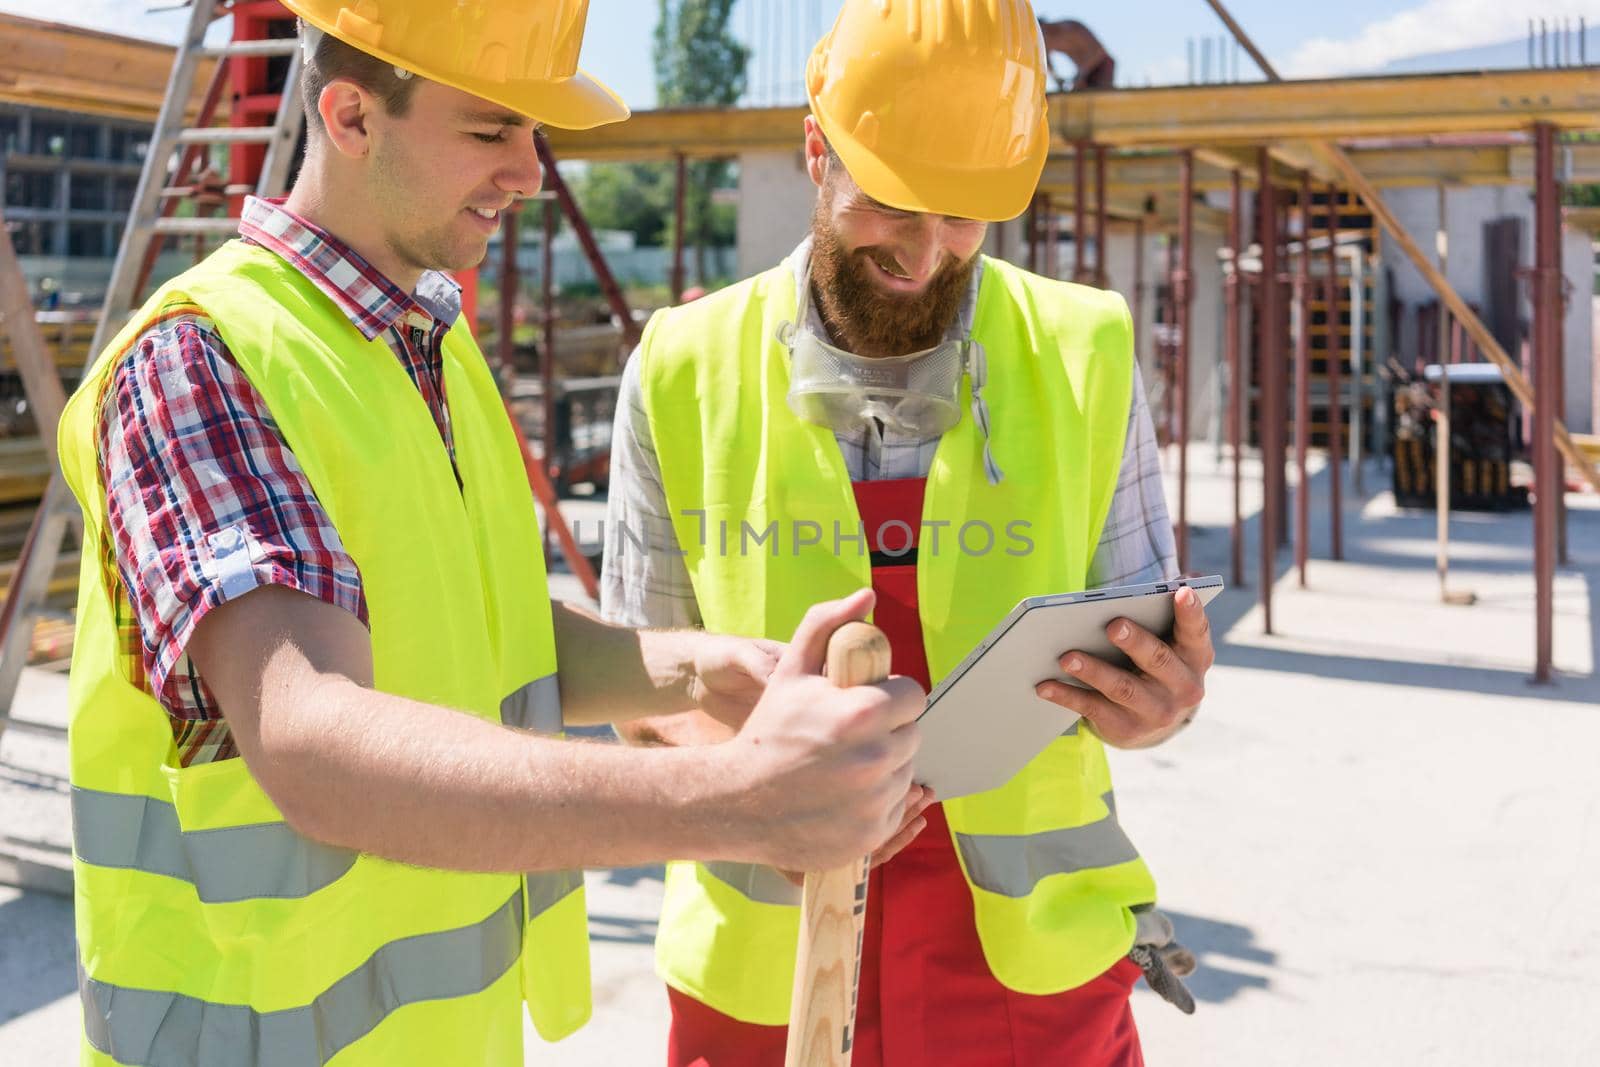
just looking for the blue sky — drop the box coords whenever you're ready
[3,0,1597,107]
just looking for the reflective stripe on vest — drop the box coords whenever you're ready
[952,793,1138,899]
[71,786,356,903]
[527,867,585,917]
[702,791,1137,908]
[81,890,524,1067]
[703,861,800,908]
[641,255,1156,1021]
[501,673,563,735]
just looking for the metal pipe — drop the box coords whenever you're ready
[1073,143,1087,282]
[1094,144,1108,287]
[1045,194,1059,279]
[1226,169,1244,588]
[1348,243,1366,494]
[1134,216,1146,368]
[1294,171,1312,587]
[1278,191,1291,545]
[671,152,687,303]
[541,196,558,559]
[497,205,519,381]
[1026,196,1039,274]
[1171,231,1184,447]
[1434,184,1475,606]
[1258,147,1281,633]
[535,135,641,352]
[1325,182,1343,560]
[1203,0,1281,79]
[1533,123,1559,683]
[1176,150,1194,573]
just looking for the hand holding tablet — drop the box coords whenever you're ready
[913,576,1223,800]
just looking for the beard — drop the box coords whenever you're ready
[808,191,978,358]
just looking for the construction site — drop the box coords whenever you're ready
[1,0,1598,1064]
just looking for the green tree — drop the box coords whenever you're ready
[654,0,748,283]
[572,163,671,247]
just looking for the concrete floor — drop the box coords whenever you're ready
[3,450,1597,1065]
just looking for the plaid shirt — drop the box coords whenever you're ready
[601,240,1177,631]
[97,196,463,765]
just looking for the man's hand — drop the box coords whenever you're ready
[777,783,936,887]
[718,589,927,872]
[687,634,785,732]
[1033,585,1214,750]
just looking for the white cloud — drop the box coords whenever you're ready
[1285,0,1600,78]
[0,1,190,43]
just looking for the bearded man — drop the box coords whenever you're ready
[601,1,1215,1063]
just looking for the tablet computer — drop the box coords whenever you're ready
[913,575,1224,801]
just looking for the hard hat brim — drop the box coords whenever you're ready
[447,66,630,130]
[289,3,630,130]
[824,113,1050,224]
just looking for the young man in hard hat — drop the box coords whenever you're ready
[602,0,1213,1063]
[58,4,927,1064]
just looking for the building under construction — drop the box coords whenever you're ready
[1,3,1598,1064]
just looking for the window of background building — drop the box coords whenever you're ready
[68,123,101,160]
[11,220,58,256]
[108,127,151,164]
[67,222,110,258]
[29,120,68,157]
[4,169,58,210]
[69,173,110,212]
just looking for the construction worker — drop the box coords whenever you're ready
[56,3,924,1064]
[602,0,1215,1063]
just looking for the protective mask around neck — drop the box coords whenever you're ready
[779,321,966,438]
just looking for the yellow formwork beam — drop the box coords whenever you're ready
[0,12,214,123]
[1052,68,1600,147]
[544,69,1600,162]
[1032,143,1600,208]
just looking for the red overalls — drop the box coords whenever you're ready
[667,478,1145,1067]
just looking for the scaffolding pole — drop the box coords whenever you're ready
[1294,171,1312,588]
[1325,182,1344,561]
[1226,170,1245,588]
[1258,147,1284,634]
[1175,150,1194,574]
[1533,123,1560,683]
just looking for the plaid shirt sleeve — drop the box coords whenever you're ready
[599,352,703,630]
[1085,367,1180,589]
[98,305,367,764]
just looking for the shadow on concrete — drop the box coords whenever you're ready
[1216,635,1600,705]
[0,762,69,793]
[586,912,659,947]
[0,890,76,1025]
[1160,909,1277,1005]
[594,865,665,890]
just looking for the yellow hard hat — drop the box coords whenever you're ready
[806,0,1051,222]
[281,0,629,130]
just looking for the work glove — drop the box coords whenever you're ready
[1128,904,1197,1015]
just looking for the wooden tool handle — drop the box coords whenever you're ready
[784,621,891,1067]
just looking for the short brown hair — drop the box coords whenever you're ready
[300,27,421,134]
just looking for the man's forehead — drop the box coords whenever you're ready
[422,80,530,125]
[457,103,529,126]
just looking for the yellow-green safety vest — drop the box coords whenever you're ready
[639,255,1158,1025]
[59,240,590,1065]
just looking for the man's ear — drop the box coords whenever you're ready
[801,115,829,190]
[318,80,375,161]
